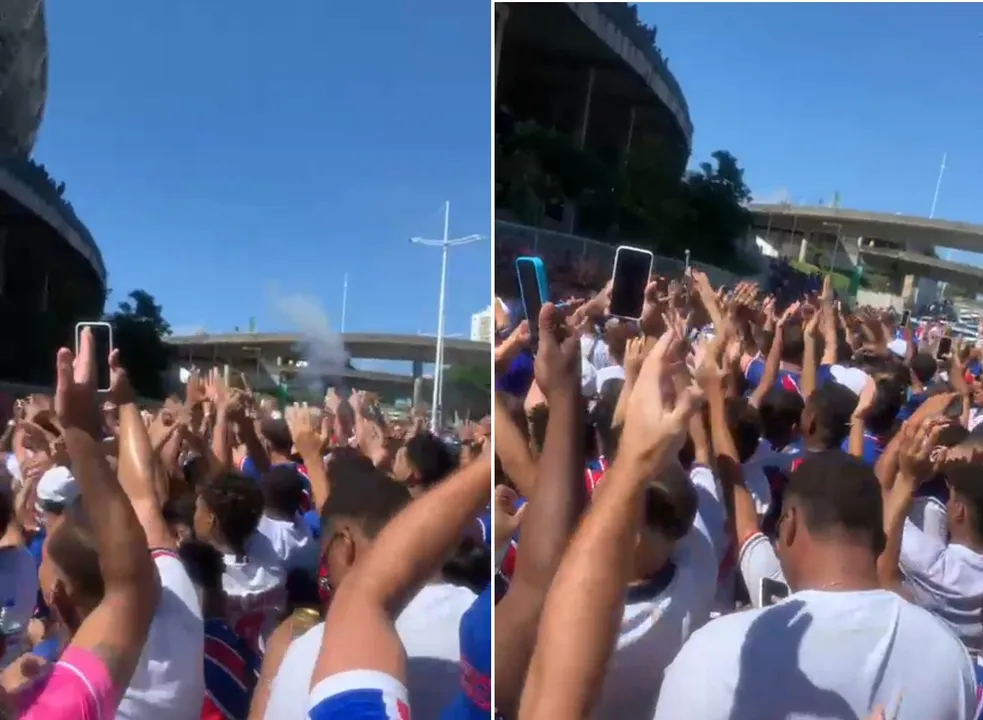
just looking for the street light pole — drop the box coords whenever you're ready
[823,221,843,273]
[410,202,486,433]
[341,272,349,333]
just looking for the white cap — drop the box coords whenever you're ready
[36,466,79,506]
[829,365,871,396]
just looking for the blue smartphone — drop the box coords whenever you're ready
[515,256,549,347]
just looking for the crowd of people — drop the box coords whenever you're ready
[493,258,983,719]
[0,329,492,718]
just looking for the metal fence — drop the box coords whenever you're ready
[495,220,742,289]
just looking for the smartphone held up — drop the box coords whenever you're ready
[75,321,114,392]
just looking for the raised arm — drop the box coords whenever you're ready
[53,329,159,689]
[519,329,701,719]
[495,302,588,718]
[111,350,175,550]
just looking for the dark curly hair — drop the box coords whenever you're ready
[198,473,264,557]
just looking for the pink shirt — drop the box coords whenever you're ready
[18,647,119,720]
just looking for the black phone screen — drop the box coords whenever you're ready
[761,577,790,607]
[516,260,544,341]
[77,323,113,391]
[937,336,952,359]
[610,248,651,319]
[900,310,911,326]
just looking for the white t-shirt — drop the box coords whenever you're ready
[223,532,287,656]
[264,582,475,719]
[591,465,723,719]
[654,589,977,720]
[901,518,983,653]
[0,545,39,667]
[256,513,320,576]
[738,532,787,608]
[116,548,205,720]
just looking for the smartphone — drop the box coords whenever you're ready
[75,321,113,392]
[609,245,653,319]
[515,256,548,346]
[760,577,790,607]
[937,335,952,360]
[900,309,911,326]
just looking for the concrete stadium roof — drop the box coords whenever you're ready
[0,0,47,154]
[166,332,490,366]
[750,203,983,254]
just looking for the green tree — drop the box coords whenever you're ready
[442,363,491,420]
[107,290,172,399]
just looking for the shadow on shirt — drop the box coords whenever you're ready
[730,600,858,720]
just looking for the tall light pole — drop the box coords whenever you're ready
[822,221,843,273]
[410,201,486,433]
[341,272,349,333]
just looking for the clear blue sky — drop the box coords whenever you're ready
[639,2,983,266]
[34,0,491,341]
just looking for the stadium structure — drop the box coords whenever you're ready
[0,1,106,384]
[495,2,693,270]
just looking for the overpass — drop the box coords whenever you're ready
[748,203,983,302]
[165,332,489,401]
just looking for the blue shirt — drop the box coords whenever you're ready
[441,585,492,719]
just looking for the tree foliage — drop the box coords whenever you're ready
[496,122,754,271]
[442,363,491,420]
[107,290,172,399]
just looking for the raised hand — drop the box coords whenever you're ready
[493,484,526,550]
[107,349,136,406]
[897,415,948,486]
[533,303,582,400]
[54,327,101,435]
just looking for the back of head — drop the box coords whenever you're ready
[910,352,938,386]
[198,473,265,556]
[803,383,857,449]
[320,463,412,540]
[946,447,983,539]
[260,417,294,456]
[760,388,804,448]
[780,321,805,365]
[864,377,905,436]
[260,465,307,517]
[725,397,763,464]
[643,461,698,543]
[591,378,624,460]
[783,451,884,556]
[45,500,105,613]
[403,431,456,489]
[178,539,225,594]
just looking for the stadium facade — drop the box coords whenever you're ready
[0,1,106,384]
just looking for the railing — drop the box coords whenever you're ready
[496,220,742,289]
[593,3,689,124]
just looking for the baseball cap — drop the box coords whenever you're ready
[36,466,80,507]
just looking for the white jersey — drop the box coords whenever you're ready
[116,548,205,720]
[655,589,977,720]
[223,532,287,656]
[901,517,983,653]
[264,582,475,719]
[256,513,320,576]
[591,464,723,718]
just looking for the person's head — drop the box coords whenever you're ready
[392,431,455,493]
[333,399,356,443]
[779,321,805,366]
[260,465,307,520]
[945,438,983,543]
[909,352,938,389]
[259,417,294,460]
[162,493,197,545]
[194,473,264,558]
[863,377,906,436]
[633,461,698,574]
[178,539,226,618]
[759,388,804,450]
[800,384,857,450]
[592,379,624,460]
[319,461,411,591]
[39,501,103,633]
[775,451,884,590]
[35,466,80,532]
[725,398,763,464]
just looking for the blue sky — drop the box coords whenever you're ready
[639,2,983,266]
[35,0,491,346]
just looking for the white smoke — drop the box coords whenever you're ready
[267,284,349,396]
